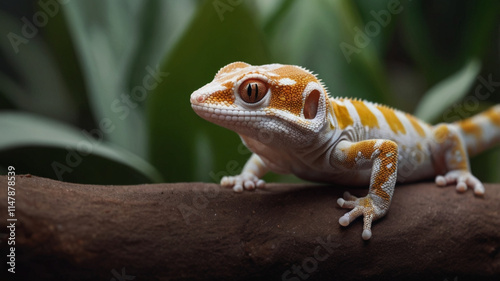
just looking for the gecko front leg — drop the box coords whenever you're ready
[332,139,398,240]
[221,153,268,192]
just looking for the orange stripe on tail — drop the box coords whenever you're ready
[456,105,500,156]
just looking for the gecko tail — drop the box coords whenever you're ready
[455,104,500,156]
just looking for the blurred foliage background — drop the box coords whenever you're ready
[0,0,499,185]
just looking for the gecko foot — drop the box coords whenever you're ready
[220,173,265,192]
[435,170,485,195]
[337,191,387,240]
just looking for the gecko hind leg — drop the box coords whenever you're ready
[432,124,485,195]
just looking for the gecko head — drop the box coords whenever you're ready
[190,62,330,146]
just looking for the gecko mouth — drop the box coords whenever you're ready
[191,104,266,123]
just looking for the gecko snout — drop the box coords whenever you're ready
[190,91,206,105]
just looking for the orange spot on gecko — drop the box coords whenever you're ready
[484,107,500,127]
[406,114,426,137]
[376,106,406,134]
[215,62,250,79]
[329,119,335,130]
[457,119,482,140]
[339,140,394,201]
[343,140,377,168]
[448,140,468,170]
[266,66,317,116]
[205,82,235,105]
[413,151,423,164]
[331,100,353,129]
[433,124,469,170]
[351,100,379,128]
[433,125,449,144]
[371,141,397,201]
[359,197,373,208]
[416,142,423,151]
[221,81,233,88]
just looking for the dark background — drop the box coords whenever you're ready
[0,0,499,184]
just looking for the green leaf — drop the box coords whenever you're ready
[414,59,481,123]
[62,1,147,157]
[352,0,398,55]
[461,0,500,60]
[125,0,197,94]
[261,0,297,35]
[399,1,441,82]
[0,112,163,184]
[60,1,198,158]
[262,0,393,104]
[330,0,393,104]
[0,11,78,123]
[148,0,270,182]
[401,1,499,84]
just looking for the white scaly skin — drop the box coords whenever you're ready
[190,62,500,240]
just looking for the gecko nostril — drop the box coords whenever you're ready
[190,93,206,104]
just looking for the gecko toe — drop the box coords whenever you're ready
[256,180,266,189]
[474,183,485,195]
[362,229,372,240]
[466,177,485,195]
[337,198,345,207]
[435,175,447,186]
[243,181,256,190]
[220,173,265,192]
[339,214,350,226]
[220,176,233,187]
[337,194,385,240]
[343,191,357,201]
[456,181,467,192]
[435,170,485,195]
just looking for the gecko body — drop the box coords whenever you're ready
[190,62,500,240]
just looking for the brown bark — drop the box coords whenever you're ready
[0,175,499,281]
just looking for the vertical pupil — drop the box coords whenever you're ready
[247,83,252,98]
[243,82,264,102]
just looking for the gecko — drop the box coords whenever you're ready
[190,62,500,240]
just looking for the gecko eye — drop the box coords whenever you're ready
[238,79,268,104]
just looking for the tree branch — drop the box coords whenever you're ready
[0,175,499,280]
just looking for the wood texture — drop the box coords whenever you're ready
[0,175,499,281]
